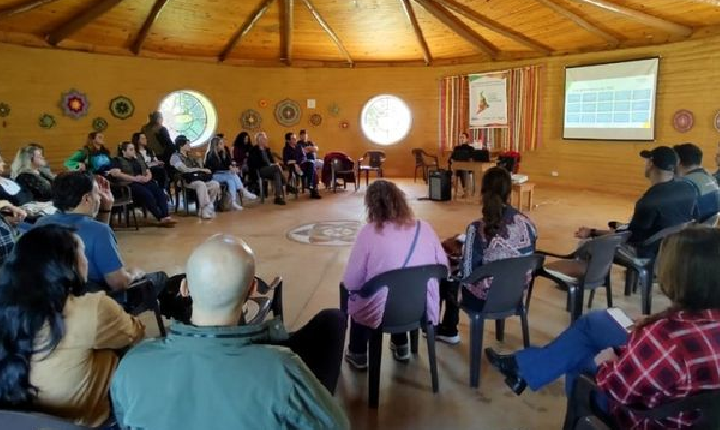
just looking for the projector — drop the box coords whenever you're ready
[511,174,528,184]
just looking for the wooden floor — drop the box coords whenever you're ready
[119,179,670,430]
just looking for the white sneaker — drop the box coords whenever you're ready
[232,202,244,211]
[242,189,257,200]
[200,205,214,219]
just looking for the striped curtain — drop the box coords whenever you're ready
[506,66,543,151]
[439,66,543,152]
[438,75,469,153]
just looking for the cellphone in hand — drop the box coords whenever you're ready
[607,307,634,332]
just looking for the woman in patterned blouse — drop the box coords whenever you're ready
[435,167,537,344]
[486,227,720,430]
[12,144,54,201]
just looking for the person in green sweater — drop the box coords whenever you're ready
[64,132,112,174]
[111,234,349,430]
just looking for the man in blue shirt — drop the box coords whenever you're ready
[575,146,697,258]
[674,143,720,223]
[34,172,168,297]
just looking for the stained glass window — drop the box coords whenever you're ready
[360,95,412,145]
[159,90,218,147]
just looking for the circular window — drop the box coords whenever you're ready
[159,90,218,147]
[360,95,412,145]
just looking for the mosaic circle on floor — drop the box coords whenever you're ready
[286,221,361,246]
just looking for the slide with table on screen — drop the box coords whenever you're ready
[563,58,659,141]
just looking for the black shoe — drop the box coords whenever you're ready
[273,197,286,206]
[485,348,527,395]
[286,185,297,194]
[310,190,322,199]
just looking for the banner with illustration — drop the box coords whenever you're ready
[469,72,508,127]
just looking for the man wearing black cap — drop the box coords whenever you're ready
[674,143,719,223]
[574,146,697,258]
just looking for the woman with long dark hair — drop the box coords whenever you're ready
[436,167,537,344]
[342,180,448,369]
[0,225,144,427]
[233,132,253,169]
[486,227,720,429]
[133,131,168,190]
[63,132,112,173]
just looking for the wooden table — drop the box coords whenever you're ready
[511,182,535,211]
[451,161,495,200]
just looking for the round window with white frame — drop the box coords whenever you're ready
[360,94,412,145]
[159,90,218,147]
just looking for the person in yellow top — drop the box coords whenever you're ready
[0,224,145,427]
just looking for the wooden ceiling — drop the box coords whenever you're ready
[0,0,719,67]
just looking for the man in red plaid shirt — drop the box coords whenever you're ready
[484,227,720,429]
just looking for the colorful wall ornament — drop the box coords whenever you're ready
[60,89,90,119]
[0,103,10,117]
[92,117,109,132]
[109,96,135,120]
[275,99,302,126]
[240,109,262,130]
[39,113,56,129]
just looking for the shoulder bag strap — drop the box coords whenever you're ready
[402,220,421,268]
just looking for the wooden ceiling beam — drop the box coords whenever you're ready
[0,0,61,19]
[533,0,620,45]
[568,0,693,37]
[400,0,431,65]
[413,0,498,59]
[45,0,126,46]
[131,0,170,55]
[434,0,551,55]
[219,0,273,62]
[280,0,293,66]
[300,0,352,65]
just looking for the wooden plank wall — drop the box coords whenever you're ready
[0,36,718,195]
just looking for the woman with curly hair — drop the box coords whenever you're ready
[342,180,448,369]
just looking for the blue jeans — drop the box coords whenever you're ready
[212,172,244,204]
[516,310,628,397]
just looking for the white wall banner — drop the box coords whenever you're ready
[469,73,508,127]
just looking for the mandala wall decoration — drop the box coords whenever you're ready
[59,89,90,119]
[672,109,694,133]
[0,103,10,117]
[109,96,135,120]
[240,109,262,130]
[92,117,109,132]
[309,113,322,127]
[275,99,302,127]
[714,111,720,133]
[38,114,56,129]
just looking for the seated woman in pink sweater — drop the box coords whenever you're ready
[343,180,448,369]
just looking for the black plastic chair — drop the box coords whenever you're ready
[411,148,439,183]
[563,374,720,430]
[0,410,91,429]
[255,168,287,204]
[537,233,627,322]
[109,183,139,230]
[460,254,544,388]
[111,277,167,337]
[339,264,447,408]
[357,151,385,187]
[331,158,357,192]
[615,223,692,315]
